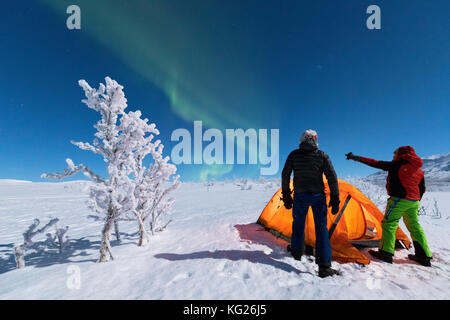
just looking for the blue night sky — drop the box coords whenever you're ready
[0,0,449,182]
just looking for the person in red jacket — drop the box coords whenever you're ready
[346,146,432,266]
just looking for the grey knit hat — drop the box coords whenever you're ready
[300,129,319,148]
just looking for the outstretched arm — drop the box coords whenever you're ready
[346,152,393,171]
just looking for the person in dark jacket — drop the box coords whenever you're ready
[346,146,432,266]
[282,130,340,278]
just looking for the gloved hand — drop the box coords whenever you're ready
[283,193,293,210]
[328,195,340,214]
[345,152,360,161]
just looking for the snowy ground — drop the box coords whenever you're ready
[0,179,449,300]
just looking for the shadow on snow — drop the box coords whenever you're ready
[0,232,139,275]
[154,223,314,276]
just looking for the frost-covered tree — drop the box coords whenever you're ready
[42,77,180,260]
[117,110,180,246]
[42,77,131,262]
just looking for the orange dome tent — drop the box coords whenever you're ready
[257,178,411,264]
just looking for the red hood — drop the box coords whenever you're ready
[394,146,423,168]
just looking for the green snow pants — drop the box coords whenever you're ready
[380,197,432,258]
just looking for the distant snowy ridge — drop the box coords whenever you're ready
[0,179,32,184]
[0,180,91,186]
[423,152,450,160]
[364,153,450,191]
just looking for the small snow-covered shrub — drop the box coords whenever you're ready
[14,218,69,269]
[204,179,215,191]
[45,224,70,253]
[418,206,427,216]
[257,177,279,191]
[431,199,442,219]
[235,179,252,190]
[419,198,442,219]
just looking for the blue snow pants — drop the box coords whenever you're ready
[291,192,332,267]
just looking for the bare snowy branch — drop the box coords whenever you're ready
[41,159,105,184]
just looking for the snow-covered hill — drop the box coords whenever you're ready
[0,179,449,300]
[0,179,32,184]
[364,153,450,191]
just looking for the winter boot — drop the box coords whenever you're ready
[408,242,432,266]
[287,245,302,261]
[368,249,393,264]
[318,266,340,278]
[408,254,432,267]
[408,241,432,266]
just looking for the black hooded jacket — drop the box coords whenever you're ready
[281,142,339,198]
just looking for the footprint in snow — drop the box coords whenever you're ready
[165,272,193,286]
[216,261,227,273]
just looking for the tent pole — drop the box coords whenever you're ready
[328,194,352,239]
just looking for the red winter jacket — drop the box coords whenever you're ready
[358,146,426,200]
